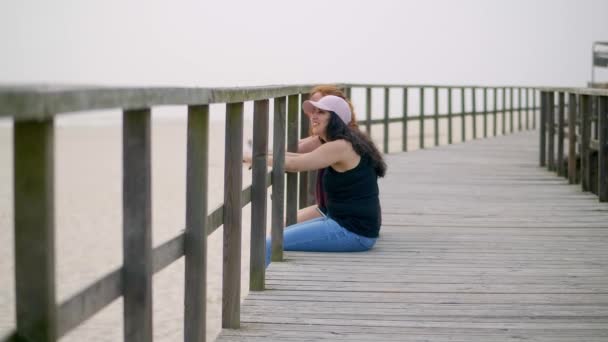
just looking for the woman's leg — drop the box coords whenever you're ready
[266,217,376,266]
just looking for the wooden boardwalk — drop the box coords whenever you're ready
[217,130,608,342]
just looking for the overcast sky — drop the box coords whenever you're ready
[1,0,607,88]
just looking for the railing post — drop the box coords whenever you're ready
[14,118,57,342]
[299,93,310,209]
[420,87,425,149]
[557,92,565,177]
[461,87,466,142]
[581,95,591,192]
[123,108,153,342]
[271,97,286,262]
[502,87,507,135]
[402,87,409,151]
[184,105,209,342]
[384,87,390,153]
[568,93,578,184]
[472,87,477,139]
[540,92,547,167]
[286,94,299,226]
[222,102,244,329]
[483,88,488,138]
[533,89,537,129]
[510,87,514,133]
[434,86,439,146]
[448,87,453,144]
[365,87,372,136]
[599,96,608,202]
[493,88,498,136]
[526,88,530,130]
[518,88,523,131]
[250,99,269,291]
[548,92,556,171]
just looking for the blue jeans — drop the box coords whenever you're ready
[266,216,377,267]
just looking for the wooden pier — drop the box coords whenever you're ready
[218,130,608,341]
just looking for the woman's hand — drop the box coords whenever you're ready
[242,151,253,168]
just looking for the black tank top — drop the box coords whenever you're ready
[320,155,381,238]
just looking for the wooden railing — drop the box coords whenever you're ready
[538,87,608,202]
[0,83,538,342]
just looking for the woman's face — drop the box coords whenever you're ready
[308,92,329,136]
[309,106,330,137]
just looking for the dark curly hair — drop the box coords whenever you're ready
[324,112,387,177]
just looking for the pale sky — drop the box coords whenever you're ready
[1,0,607,88]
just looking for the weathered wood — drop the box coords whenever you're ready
[184,104,209,342]
[533,89,537,129]
[286,94,299,225]
[472,87,477,139]
[217,131,608,342]
[599,96,608,201]
[420,87,425,149]
[298,94,310,209]
[447,88,453,144]
[402,87,409,151]
[222,102,244,329]
[518,87,522,131]
[461,88,466,141]
[526,88,530,130]
[434,87,439,146]
[122,108,153,342]
[13,119,57,342]
[540,92,547,167]
[365,87,372,135]
[547,92,556,171]
[502,87,507,135]
[384,87,390,153]
[510,87,515,133]
[483,88,488,138]
[271,97,286,262]
[557,92,565,177]
[568,93,578,184]
[581,95,592,191]
[250,99,269,291]
[493,88,498,136]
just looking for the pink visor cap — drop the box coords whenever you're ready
[302,95,352,125]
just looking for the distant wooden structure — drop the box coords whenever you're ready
[0,83,606,341]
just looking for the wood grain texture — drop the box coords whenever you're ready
[122,108,153,342]
[216,130,608,342]
[13,119,57,342]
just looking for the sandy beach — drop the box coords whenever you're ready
[0,110,523,341]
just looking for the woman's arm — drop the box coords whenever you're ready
[243,140,349,172]
[298,135,323,153]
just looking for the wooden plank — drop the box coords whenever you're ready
[518,87,522,131]
[384,87,390,153]
[493,88,498,136]
[568,93,578,184]
[271,97,286,262]
[540,92,547,167]
[461,88,466,141]
[285,94,298,226]
[434,87,439,146]
[526,88,530,130]
[472,87,477,139]
[420,87,425,149]
[250,99,269,291]
[13,119,57,342]
[402,87,409,151]
[581,95,592,191]
[557,92,565,177]
[184,104,209,342]
[483,88,488,138]
[222,101,244,329]
[510,87,514,133]
[298,94,309,209]
[122,108,153,342]
[599,96,608,201]
[502,87,507,135]
[365,87,372,135]
[548,92,556,171]
[447,87,452,144]
[533,89,537,129]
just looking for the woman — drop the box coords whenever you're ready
[245,95,386,266]
[296,85,360,223]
